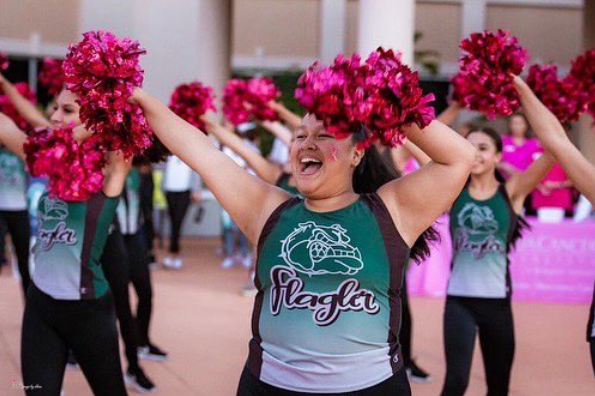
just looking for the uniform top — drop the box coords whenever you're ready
[247,194,410,393]
[501,135,540,177]
[0,148,28,211]
[31,190,119,300]
[448,184,519,299]
[116,168,142,235]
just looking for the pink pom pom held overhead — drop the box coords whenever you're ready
[0,53,8,71]
[295,48,435,148]
[0,82,37,131]
[452,29,528,119]
[38,58,65,96]
[527,64,589,124]
[24,126,106,202]
[169,82,216,131]
[569,49,595,118]
[222,77,280,125]
[63,30,150,158]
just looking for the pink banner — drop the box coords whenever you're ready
[407,217,595,304]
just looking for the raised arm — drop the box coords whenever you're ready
[436,101,462,126]
[505,151,555,213]
[103,151,133,197]
[260,120,293,146]
[378,121,475,247]
[131,89,289,244]
[205,119,283,185]
[0,112,27,160]
[269,101,302,130]
[0,74,52,128]
[513,75,595,204]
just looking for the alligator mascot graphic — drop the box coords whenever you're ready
[457,203,499,236]
[280,222,364,276]
[38,196,69,221]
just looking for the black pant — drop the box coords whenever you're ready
[237,366,411,396]
[102,229,141,371]
[590,340,595,379]
[165,191,191,254]
[400,279,412,365]
[139,171,155,253]
[21,284,127,396]
[441,296,515,396]
[0,210,30,297]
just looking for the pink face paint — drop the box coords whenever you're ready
[329,145,338,162]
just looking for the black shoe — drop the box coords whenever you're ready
[125,367,156,393]
[66,351,79,369]
[405,360,432,383]
[138,344,168,362]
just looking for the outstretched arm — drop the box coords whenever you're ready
[0,74,51,128]
[0,113,27,160]
[436,101,462,126]
[103,151,133,197]
[505,152,555,213]
[260,120,293,146]
[379,121,475,247]
[131,89,290,244]
[205,119,283,185]
[513,75,595,204]
[269,101,302,130]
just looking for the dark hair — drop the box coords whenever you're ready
[133,135,170,165]
[466,126,529,249]
[351,127,439,263]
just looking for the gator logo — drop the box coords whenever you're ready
[280,222,364,276]
[458,203,498,236]
[38,196,69,221]
[0,153,24,185]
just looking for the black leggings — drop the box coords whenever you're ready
[237,366,411,396]
[166,191,191,254]
[139,171,155,252]
[21,284,127,396]
[400,279,412,365]
[441,296,515,396]
[590,340,595,379]
[0,210,30,297]
[102,229,154,370]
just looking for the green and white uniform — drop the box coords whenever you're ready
[31,191,119,300]
[247,194,409,393]
[116,168,142,234]
[448,184,519,298]
[0,148,27,210]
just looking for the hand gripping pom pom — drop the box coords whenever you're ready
[24,126,106,202]
[38,58,65,96]
[169,82,216,131]
[63,30,150,158]
[223,77,280,125]
[295,48,435,148]
[452,30,528,119]
[0,82,37,131]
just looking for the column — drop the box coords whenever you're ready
[320,0,346,64]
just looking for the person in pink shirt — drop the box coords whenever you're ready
[533,162,574,212]
[499,113,541,179]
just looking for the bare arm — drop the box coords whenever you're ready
[436,101,462,126]
[378,121,475,247]
[205,119,282,185]
[103,151,133,197]
[0,74,51,128]
[132,89,289,244]
[260,120,293,146]
[269,101,302,130]
[0,112,27,160]
[505,152,555,213]
[402,139,431,167]
[513,75,595,204]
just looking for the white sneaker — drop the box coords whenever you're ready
[172,257,183,269]
[241,254,253,269]
[221,257,235,269]
[162,256,175,269]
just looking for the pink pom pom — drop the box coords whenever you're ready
[24,126,106,202]
[527,64,589,124]
[222,77,280,125]
[0,53,8,71]
[169,82,216,131]
[295,48,435,148]
[452,30,528,119]
[0,82,37,131]
[63,30,150,158]
[38,58,65,96]
[569,49,595,118]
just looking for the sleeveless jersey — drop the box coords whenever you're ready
[448,185,518,298]
[31,190,119,300]
[247,194,409,393]
[116,168,142,235]
[0,148,28,210]
[275,172,300,196]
